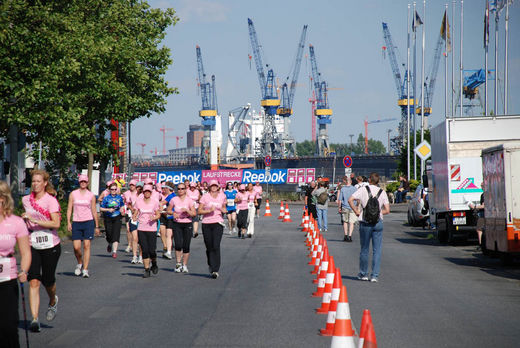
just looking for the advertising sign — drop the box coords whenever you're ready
[287,169,298,184]
[157,170,201,184]
[132,172,158,183]
[201,170,243,185]
[242,169,287,184]
[306,168,316,183]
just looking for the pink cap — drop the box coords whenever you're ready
[78,174,89,183]
[107,180,114,186]
[189,182,196,187]
[143,184,153,192]
[129,179,137,186]
[239,184,246,190]
[209,180,219,187]
[155,182,162,191]
[144,178,153,185]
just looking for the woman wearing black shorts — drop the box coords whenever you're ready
[100,183,125,258]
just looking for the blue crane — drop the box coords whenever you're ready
[196,45,218,126]
[278,25,308,117]
[416,30,443,116]
[364,117,398,154]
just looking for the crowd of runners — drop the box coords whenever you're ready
[0,169,264,345]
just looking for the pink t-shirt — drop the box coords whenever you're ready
[247,191,257,203]
[134,198,160,232]
[123,190,138,206]
[235,192,249,210]
[199,192,226,224]
[0,215,29,281]
[351,185,390,222]
[253,185,263,198]
[70,189,95,222]
[186,188,200,208]
[168,196,195,223]
[138,191,161,203]
[22,193,61,247]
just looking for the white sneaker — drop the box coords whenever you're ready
[164,251,172,260]
[182,265,189,273]
[138,256,143,264]
[82,269,89,278]
[174,263,182,273]
[131,256,138,264]
[125,246,131,253]
[74,264,82,276]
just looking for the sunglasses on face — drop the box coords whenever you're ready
[178,187,186,190]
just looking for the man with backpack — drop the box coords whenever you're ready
[313,181,329,232]
[348,173,390,283]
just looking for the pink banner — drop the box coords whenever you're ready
[287,169,297,184]
[201,170,243,185]
[306,168,315,183]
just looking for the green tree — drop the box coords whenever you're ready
[296,140,315,156]
[397,129,430,180]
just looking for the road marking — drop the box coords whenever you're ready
[49,330,88,346]
[89,306,120,318]
[118,289,140,299]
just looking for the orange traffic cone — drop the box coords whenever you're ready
[303,210,310,232]
[300,208,306,227]
[308,230,320,256]
[313,254,333,297]
[362,318,377,348]
[316,255,336,313]
[263,199,272,217]
[278,201,285,219]
[308,235,322,265]
[312,240,327,275]
[319,268,343,336]
[330,285,356,348]
[283,204,293,222]
[358,309,374,348]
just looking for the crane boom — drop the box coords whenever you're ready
[417,33,443,115]
[247,18,267,97]
[195,45,217,118]
[288,25,308,108]
[382,23,404,100]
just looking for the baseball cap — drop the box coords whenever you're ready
[78,174,88,183]
[143,184,153,192]
[209,180,219,187]
[143,178,153,185]
[129,179,137,186]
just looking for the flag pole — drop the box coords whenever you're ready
[445,5,448,119]
[485,0,489,116]
[459,0,463,117]
[413,1,417,180]
[407,3,411,181]
[451,0,455,117]
[420,0,425,177]
[494,4,499,115]
[504,0,509,115]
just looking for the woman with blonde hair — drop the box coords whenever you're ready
[21,169,62,332]
[0,181,31,346]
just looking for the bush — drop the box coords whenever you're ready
[409,179,420,192]
[385,181,400,194]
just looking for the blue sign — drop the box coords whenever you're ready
[343,156,353,168]
[242,169,287,184]
[157,170,201,184]
[264,155,271,167]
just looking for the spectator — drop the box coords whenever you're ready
[469,182,485,250]
[350,173,357,186]
[313,181,329,232]
[395,176,409,203]
[338,176,357,242]
[305,181,317,219]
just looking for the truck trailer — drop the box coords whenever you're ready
[428,115,520,243]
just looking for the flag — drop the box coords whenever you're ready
[490,0,513,15]
[440,10,452,52]
[484,0,490,48]
[412,10,423,32]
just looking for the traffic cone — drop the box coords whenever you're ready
[300,208,306,227]
[263,199,272,217]
[308,235,322,265]
[330,285,356,348]
[316,256,336,313]
[283,204,293,222]
[303,210,310,232]
[319,268,343,336]
[278,201,285,219]
[362,319,377,348]
[313,254,333,297]
[308,230,319,256]
[312,239,327,275]
[357,309,374,348]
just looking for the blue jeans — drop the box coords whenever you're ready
[359,220,383,279]
[317,208,328,230]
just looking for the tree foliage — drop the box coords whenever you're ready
[397,129,430,179]
[296,134,387,156]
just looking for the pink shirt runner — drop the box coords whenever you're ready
[186,188,200,208]
[123,190,138,206]
[0,215,29,281]
[22,193,61,247]
[70,189,95,222]
[235,192,249,210]
[168,196,195,223]
[199,192,226,224]
[134,198,160,232]
[253,185,263,199]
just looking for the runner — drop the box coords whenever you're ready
[187,182,201,238]
[198,180,227,279]
[235,184,249,239]
[99,182,125,258]
[131,185,161,278]
[21,169,61,332]
[0,181,31,345]
[160,182,176,259]
[167,183,196,273]
[246,183,258,237]
[253,181,263,218]
[98,180,121,203]
[66,174,99,278]
[123,180,138,253]
[224,182,237,235]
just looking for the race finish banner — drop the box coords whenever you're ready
[201,169,243,185]
[242,169,287,184]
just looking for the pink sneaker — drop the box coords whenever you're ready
[112,252,117,259]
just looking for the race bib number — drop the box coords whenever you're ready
[248,202,255,208]
[0,257,12,282]
[227,199,235,207]
[31,230,54,250]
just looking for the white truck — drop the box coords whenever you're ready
[481,143,520,263]
[427,115,520,243]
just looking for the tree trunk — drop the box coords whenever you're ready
[9,125,19,205]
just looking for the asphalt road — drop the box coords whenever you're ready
[19,204,520,347]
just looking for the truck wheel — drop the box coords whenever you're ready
[445,217,455,244]
[407,210,413,225]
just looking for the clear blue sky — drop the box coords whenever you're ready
[132,0,520,155]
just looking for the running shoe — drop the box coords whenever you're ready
[163,251,172,260]
[347,236,353,242]
[193,232,199,238]
[357,274,369,281]
[211,272,219,279]
[138,256,143,264]
[125,246,132,253]
[112,252,117,259]
[182,265,189,273]
[82,269,89,278]
[370,277,378,283]
[343,235,348,242]
[151,262,159,275]
[74,264,82,276]
[29,319,41,332]
[247,234,252,238]
[131,256,138,264]
[174,263,182,273]
[46,295,58,321]
[107,245,111,253]
[143,269,151,278]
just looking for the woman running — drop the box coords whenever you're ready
[246,183,258,238]
[198,180,227,279]
[100,182,125,258]
[160,182,176,259]
[253,181,263,218]
[132,185,161,278]
[187,182,201,238]
[167,183,196,273]
[123,180,138,253]
[224,182,237,235]
[0,181,31,346]
[235,184,249,239]
[21,169,61,332]
[66,174,99,278]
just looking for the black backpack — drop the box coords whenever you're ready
[363,186,383,224]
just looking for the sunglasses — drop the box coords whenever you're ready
[178,187,186,190]
[110,189,117,191]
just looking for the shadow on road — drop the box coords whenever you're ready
[444,256,520,281]
[185,273,212,279]
[121,272,144,277]
[341,275,360,281]
[57,272,78,277]
[18,320,53,329]
[95,254,113,258]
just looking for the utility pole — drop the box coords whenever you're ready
[349,134,354,153]
[387,129,392,154]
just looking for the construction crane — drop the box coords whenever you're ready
[381,22,413,152]
[175,136,183,149]
[225,104,251,162]
[248,18,282,158]
[453,68,487,116]
[309,90,317,141]
[364,117,397,154]
[196,45,218,164]
[309,44,332,156]
[136,143,146,156]
[159,125,173,155]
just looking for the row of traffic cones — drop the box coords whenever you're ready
[302,207,377,348]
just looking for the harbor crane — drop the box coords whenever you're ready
[382,22,413,152]
[309,44,332,156]
[225,104,252,162]
[364,117,397,154]
[196,45,218,164]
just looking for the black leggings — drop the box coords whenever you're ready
[104,215,122,244]
[202,223,224,273]
[237,210,249,230]
[138,231,157,259]
[28,244,61,287]
[173,222,193,253]
[0,279,19,348]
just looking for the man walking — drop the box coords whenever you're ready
[348,173,390,282]
[313,181,329,232]
[304,181,317,219]
[338,176,357,242]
